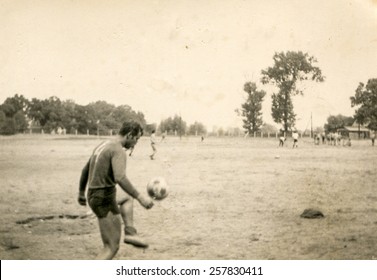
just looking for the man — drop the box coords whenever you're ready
[80,152,149,248]
[321,132,326,144]
[279,136,286,147]
[292,130,299,148]
[314,133,321,145]
[371,131,375,146]
[149,129,157,160]
[78,121,153,260]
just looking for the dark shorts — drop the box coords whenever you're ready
[88,187,120,218]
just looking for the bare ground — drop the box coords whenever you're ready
[0,135,376,260]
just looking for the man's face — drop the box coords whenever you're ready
[124,131,141,149]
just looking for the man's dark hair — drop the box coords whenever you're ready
[119,121,144,137]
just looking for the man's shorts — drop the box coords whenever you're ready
[88,187,120,218]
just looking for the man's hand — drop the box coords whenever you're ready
[78,194,87,206]
[137,194,154,209]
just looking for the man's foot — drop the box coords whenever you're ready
[124,234,149,248]
[149,155,154,160]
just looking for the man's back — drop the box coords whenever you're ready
[88,140,127,189]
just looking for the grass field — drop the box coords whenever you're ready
[0,134,376,260]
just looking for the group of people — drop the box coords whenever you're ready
[278,131,299,148]
[78,121,160,260]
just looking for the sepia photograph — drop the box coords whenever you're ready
[1,0,377,263]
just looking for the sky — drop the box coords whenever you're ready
[1,0,376,131]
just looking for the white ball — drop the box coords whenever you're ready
[146,176,169,200]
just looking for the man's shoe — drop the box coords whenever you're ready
[124,235,149,248]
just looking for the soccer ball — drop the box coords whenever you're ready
[146,176,169,200]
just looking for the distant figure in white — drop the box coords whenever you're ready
[314,133,321,145]
[321,132,326,144]
[292,131,299,148]
[149,130,157,160]
[279,136,286,147]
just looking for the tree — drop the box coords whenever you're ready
[260,123,279,134]
[111,105,147,129]
[236,82,266,133]
[14,110,29,132]
[60,100,78,132]
[0,94,29,118]
[0,94,30,134]
[0,95,149,135]
[159,115,187,136]
[187,121,207,136]
[0,110,6,132]
[324,114,354,132]
[261,51,324,132]
[0,117,16,135]
[350,78,377,131]
[28,96,66,132]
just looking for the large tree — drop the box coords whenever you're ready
[0,94,30,133]
[350,78,377,131]
[0,94,29,118]
[324,114,354,132]
[261,51,324,132]
[159,115,187,136]
[28,96,66,132]
[236,82,266,133]
[187,121,207,136]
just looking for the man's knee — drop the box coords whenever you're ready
[117,195,132,205]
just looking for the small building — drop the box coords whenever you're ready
[338,122,370,139]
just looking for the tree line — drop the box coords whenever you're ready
[237,51,377,135]
[0,95,210,136]
[2,51,376,136]
[0,95,147,135]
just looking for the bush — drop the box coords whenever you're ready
[0,117,17,135]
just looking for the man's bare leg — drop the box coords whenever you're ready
[95,212,121,260]
[118,194,149,248]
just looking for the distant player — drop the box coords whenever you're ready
[371,132,375,146]
[292,130,299,148]
[279,136,286,147]
[78,121,153,260]
[161,132,166,142]
[321,132,326,144]
[314,133,320,145]
[346,137,352,147]
[150,129,157,160]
